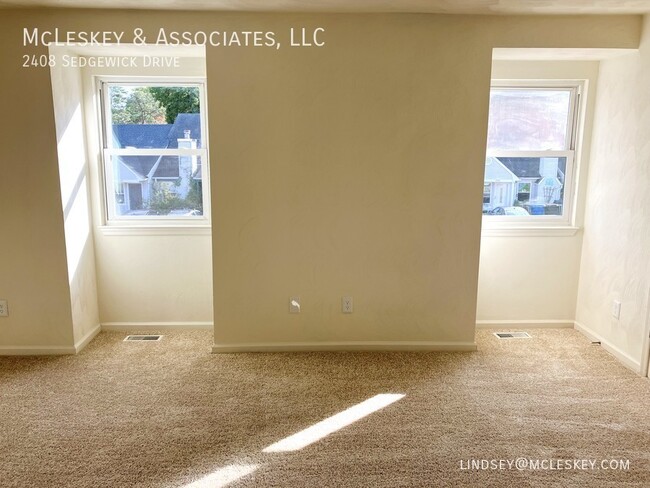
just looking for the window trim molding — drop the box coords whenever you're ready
[99,225,212,236]
[96,76,211,227]
[482,79,585,234]
[481,226,580,237]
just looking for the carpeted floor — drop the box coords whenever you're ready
[0,328,649,487]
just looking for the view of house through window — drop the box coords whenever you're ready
[101,82,207,221]
[483,85,578,219]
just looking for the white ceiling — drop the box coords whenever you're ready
[1,0,650,14]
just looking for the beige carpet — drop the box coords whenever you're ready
[0,328,649,487]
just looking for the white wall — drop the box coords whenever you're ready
[575,15,650,374]
[0,16,75,353]
[0,9,641,354]
[50,46,101,347]
[93,234,213,325]
[476,60,600,326]
[77,53,214,327]
[207,15,639,351]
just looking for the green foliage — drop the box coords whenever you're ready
[109,86,128,117]
[110,85,199,125]
[110,87,165,124]
[146,179,203,215]
[185,179,203,213]
[148,87,200,124]
[147,182,184,215]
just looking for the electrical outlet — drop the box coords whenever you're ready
[342,296,353,314]
[0,300,8,317]
[612,300,621,320]
[289,297,301,314]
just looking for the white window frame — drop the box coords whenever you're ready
[482,80,583,235]
[98,77,210,227]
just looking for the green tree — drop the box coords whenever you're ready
[184,178,203,213]
[148,87,200,123]
[148,181,184,215]
[110,86,128,117]
[110,87,166,124]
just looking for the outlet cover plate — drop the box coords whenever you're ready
[342,296,353,314]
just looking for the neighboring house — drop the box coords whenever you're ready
[483,156,564,214]
[483,157,519,211]
[113,113,202,215]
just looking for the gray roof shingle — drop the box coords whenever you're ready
[499,158,543,179]
[167,114,202,148]
[116,155,160,179]
[112,124,171,149]
[114,114,202,178]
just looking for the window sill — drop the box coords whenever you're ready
[98,225,211,236]
[481,226,580,237]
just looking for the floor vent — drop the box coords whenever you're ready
[123,335,163,342]
[493,332,531,339]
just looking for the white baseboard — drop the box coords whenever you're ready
[74,324,101,353]
[574,321,642,374]
[0,324,101,356]
[101,321,213,331]
[212,341,477,353]
[476,319,574,329]
[0,345,77,356]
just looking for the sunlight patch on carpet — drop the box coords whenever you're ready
[263,393,405,453]
[181,464,259,488]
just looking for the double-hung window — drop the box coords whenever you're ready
[483,82,581,227]
[100,80,209,224]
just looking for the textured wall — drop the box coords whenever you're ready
[209,14,491,347]
[207,15,640,349]
[77,56,214,326]
[477,60,600,324]
[93,235,213,324]
[50,48,100,345]
[0,9,642,352]
[0,18,75,351]
[576,15,650,371]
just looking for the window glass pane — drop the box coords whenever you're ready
[111,155,203,216]
[487,89,571,151]
[108,85,202,149]
[483,157,567,216]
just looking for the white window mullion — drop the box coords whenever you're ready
[106,148,205,157]
[486,150,574,159]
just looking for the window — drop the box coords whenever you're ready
[483,184,491,204]
[100,81,208,223]
[483,83,580,225]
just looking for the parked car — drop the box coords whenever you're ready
[489,206,530,216]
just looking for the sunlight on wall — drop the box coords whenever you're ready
[63,178,90,283]
[57,105,86,207]
[263,393,405,453]
[54,103,92,284]
[181,464,259,488]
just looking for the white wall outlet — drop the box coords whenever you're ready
[289,297,301,314]
[612,300,621,320]
[0,300,8,317]
[342,296,353,314]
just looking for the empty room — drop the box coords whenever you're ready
[1,1,649,486]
